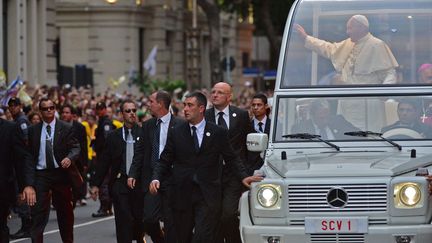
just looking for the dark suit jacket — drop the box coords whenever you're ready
[247,117,271,173]
[0,119,32,202]
[94,116,116,155]
[129,116,184,192]
[25,119,80,187]
[291,115,358,140]
[152,121,249,210]
[72,120,89,173]
[205,105,253,168]
[91,125,142,192]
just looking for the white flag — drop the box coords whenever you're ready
[143,45,158,76]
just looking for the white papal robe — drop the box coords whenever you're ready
[304,33,399,131]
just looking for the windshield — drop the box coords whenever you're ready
[281,0,432,88]
[273,95,432,142]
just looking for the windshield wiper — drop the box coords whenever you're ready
[282,133,340,151]
[344,131,402,151]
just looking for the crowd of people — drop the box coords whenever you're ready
[0,81,273,243]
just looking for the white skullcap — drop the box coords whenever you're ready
[351,15,369,28]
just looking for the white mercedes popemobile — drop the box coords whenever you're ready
[241,0,432,242]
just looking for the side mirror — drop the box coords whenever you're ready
[247,133,268,152]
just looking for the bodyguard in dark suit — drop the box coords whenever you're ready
[22,98,80,243]
[92,101,116,217]
[291,99,358,139]
[205,82,253,243]
[0,118,32,243]
[61,104,89,206]
[150,91,262,243]
[248,93,271,173]
[129,90,182,243]
[90,100,149,243]
[250,93,271,135]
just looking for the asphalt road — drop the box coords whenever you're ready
[7,199,153,243]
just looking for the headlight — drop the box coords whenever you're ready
[257,184,281,208]
[394,182,422,208]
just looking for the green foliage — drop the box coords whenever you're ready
[132,73,186,95]
[217,0,294,36]
[252,0,294,35]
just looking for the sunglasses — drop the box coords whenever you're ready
[40,106,55,111]
[124,108,137,113]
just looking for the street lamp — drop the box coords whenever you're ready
[105,0,117,4]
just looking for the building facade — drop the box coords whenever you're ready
[1,0,57,86]
[1,0,254,93]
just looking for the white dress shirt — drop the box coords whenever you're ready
[158,113,172,157]
[190,119,206,147]
[253,116,267,133]
[37,119,59,170]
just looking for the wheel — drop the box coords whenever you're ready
[382,127,423,139]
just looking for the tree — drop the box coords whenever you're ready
[197,0,222,85]
[197,0,294,84]
[253,0,294,69]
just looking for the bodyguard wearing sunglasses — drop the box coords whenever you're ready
[22,97,80,243]
[128,90,185,243]
[90,100,147,243]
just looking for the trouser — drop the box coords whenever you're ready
[0,199,10,243]
[11,183,32,233]
[161,185,176,243]
[216,174,247,243]
[31,169,74,243]
[111,178,146,243]
[94,157,112,212]
[173,184,220,243]
[142,191,164,243]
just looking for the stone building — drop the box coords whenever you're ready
[1,0,58,86]
[1,0,254,93]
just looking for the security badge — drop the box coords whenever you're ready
[20,123,28,130]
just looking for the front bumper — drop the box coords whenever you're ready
[241,224,432,243]
[240,193,432,243]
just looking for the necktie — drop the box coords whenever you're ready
[192,126,199,153]
[217,111,228,129]
[45,125,55,169]
[258,122,264,133]
[126,129,133,175]
[151,119,162,167]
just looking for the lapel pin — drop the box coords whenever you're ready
[137,137,140,141]
[206,132,211,137]
[232,113,237,117]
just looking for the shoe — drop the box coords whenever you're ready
[91,209,112,217]
[9,229,30,239]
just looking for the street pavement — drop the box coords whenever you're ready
[8,199,153,243]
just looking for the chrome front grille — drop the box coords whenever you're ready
[288,184,388,213]
[310,234,364,243]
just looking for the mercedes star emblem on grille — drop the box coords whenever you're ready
[326,187,348,208]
